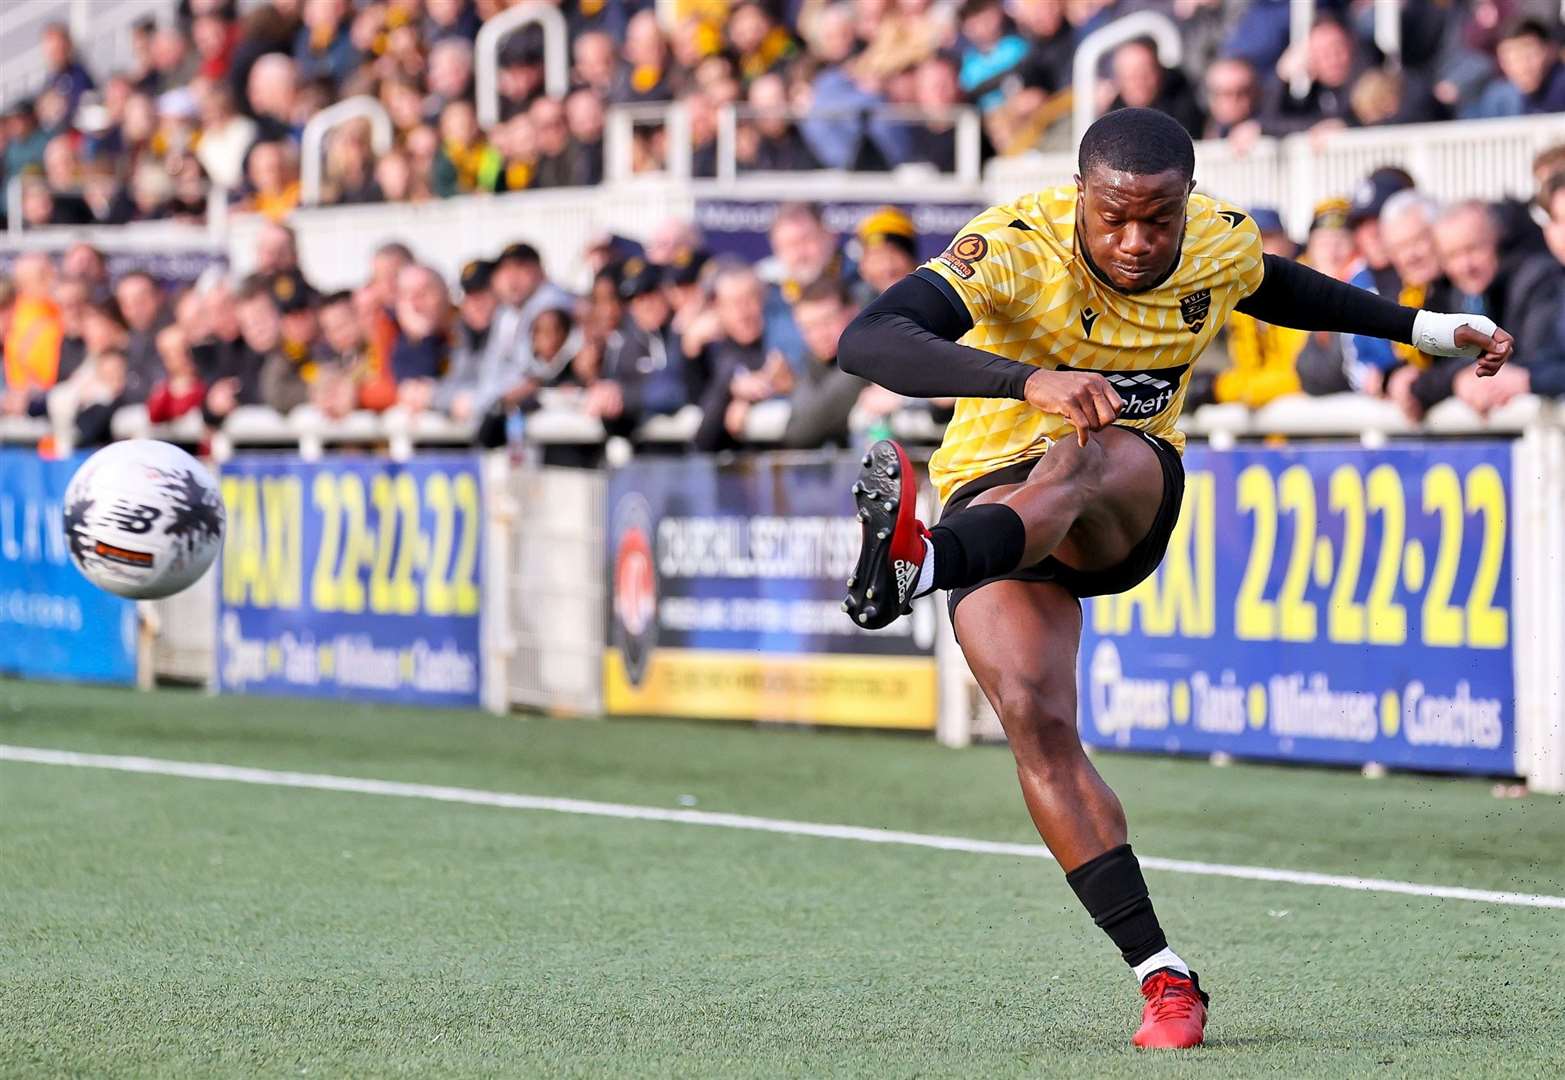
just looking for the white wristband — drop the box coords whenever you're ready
[1411,310,1497,358]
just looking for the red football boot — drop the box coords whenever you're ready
[1132,969,1209,1049]
[843,439,928,630]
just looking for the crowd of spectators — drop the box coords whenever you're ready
[4,2,1565,455]
[6,140,1565,459]
[5,1,1565,229]
[1187,144,1565,419]
[0,200,927,453]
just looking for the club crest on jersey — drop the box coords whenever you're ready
[1179,289,1211,333]
[937,233,988,279]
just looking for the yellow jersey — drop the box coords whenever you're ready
[921,185,1265,503]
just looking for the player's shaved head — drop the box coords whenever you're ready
[1078,107,1195,185]
[1074,109,1197,293]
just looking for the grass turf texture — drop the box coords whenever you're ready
[2,681,1562,1079]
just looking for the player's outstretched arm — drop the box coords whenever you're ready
[1234,254,1514,375]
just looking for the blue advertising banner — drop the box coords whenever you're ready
[216,455,482,707]
[605,454,938,728]
[1079,441,1515,774]
[0,448,136,682]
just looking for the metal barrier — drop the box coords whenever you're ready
[604,103,694,182]
[475,1,569,131]
[228,179,694,292]
[484,456,605,716]
[6,175,232,240]
[1071,10,1181,144]
[299,96,394,207]
[696,103,983,186]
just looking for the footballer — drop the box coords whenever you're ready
[836,108,1513,1049]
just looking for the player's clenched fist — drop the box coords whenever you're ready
[1023,368,1124,445]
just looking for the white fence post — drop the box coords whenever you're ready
[481,450,516,715]
[299,96,393,207]
[1071,11,1182,145]
[475,1,569,131]
[1513,408,1565,793]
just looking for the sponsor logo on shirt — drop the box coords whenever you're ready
[936,233,988,280]
[1056,363,1188,418]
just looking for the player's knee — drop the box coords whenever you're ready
[1034,436,1106,502]
[992,676,1080,768]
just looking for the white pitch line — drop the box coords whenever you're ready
[3,743,1563,912]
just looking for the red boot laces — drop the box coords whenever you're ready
[1142,972,1201,1022]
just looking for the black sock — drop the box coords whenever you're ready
[1064,844,1168,969]
[928,503,1027,589]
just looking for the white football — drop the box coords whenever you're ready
[63,439,226,600]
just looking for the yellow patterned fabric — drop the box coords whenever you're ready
[921,185,1265,503]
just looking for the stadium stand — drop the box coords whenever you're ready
[3,0,1565,459]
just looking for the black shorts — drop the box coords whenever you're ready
[943,428,1185,618]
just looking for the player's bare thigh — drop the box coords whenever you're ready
[966,425,1166,573]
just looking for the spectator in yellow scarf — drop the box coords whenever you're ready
[432,99,500,197]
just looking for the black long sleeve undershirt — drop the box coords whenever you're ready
[1234,254,1417,342]
[838,255,1419,400]
[836,270,1029,398]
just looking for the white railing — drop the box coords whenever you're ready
[6,175,231,240]
[701,103,983,187]
[228,179,693,293]
[1071,10,1182,143]
[604,103,693,182]
[475,1,569,130]
[299,96,394,207]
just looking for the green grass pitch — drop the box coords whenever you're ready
[2,680,1562,1079]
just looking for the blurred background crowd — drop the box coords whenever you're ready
[3,0,1565,458]
[5,0,1565,223]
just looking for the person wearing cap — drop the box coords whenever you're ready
[1187,208,1310,409]
[3,101,49,183]
[663,247,712,342]
[1347,167,1415,293]
[583,259,688,439]
[855,207,919,297]
[436,258,498,422]
[482,242,574,408]
[260,273,324,415]
[1302,197,1358,282]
